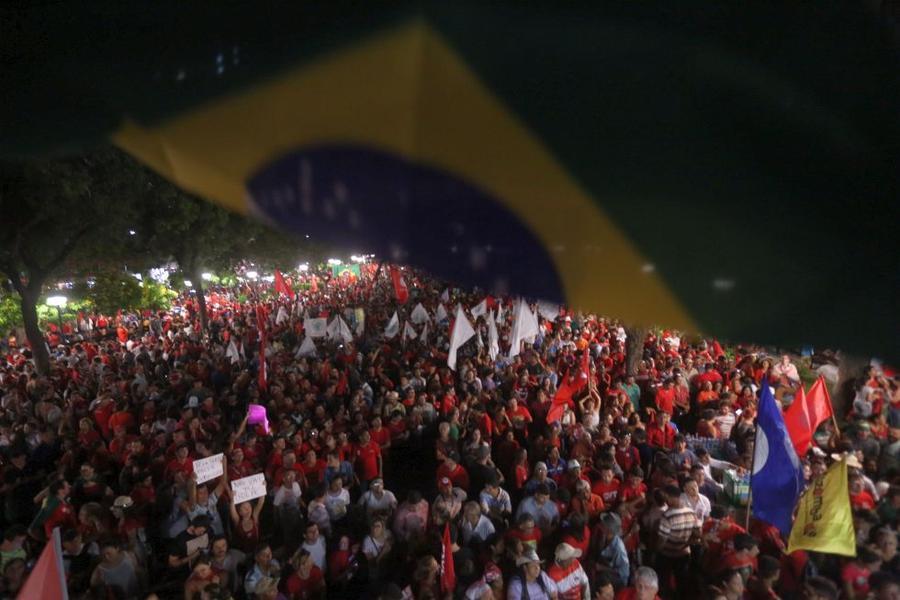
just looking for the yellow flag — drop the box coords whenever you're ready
[787,459,856,556]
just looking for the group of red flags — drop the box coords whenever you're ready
[783,376,835,456]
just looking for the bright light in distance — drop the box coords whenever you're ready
[46,295,67,307]
[297,263,309,272]
[183,280,193,288]
[262,275,275,283]
[201,272,213,281]
[132,273,142,281]
[350,255,367,263]
[245,270,259,280]
[326,258,342,266]
[128,230,136,236]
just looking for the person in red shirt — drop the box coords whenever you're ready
[654,380,676,415]
[436,452,470,491]
[841,547,882,599]
[506,513,542,552]
[615,432,640,473]
[646,411,677,450]
[354,429,382,489]
[285,547,326,599]
[849,474,876,511]
[591,463,621,506]
[369,417,391,455]
[165,443,194,482]
[34,480,77,539]
[300,449,326,489]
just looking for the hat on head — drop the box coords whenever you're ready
[568,459,581,470]
[439,477,451,487]
[534,461,547,472]
[555,542,582,562]
[515,548,544,567]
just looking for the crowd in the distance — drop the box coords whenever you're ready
[0,266,898,600]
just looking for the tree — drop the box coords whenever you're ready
[138,174,309,330]
[624,326,647,377]
[0,149,142,373]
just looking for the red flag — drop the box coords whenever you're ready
[18,527,68,600]
[440,523,456,594]
[712,339,725,359]
[389,266,409,304]
[784,377,834,456]
[274,269,295,299]
[547,351,590,423]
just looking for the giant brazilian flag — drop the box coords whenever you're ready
[2,1,898,358]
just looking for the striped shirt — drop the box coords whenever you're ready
[657,506,699,557]
[547,560,590,600]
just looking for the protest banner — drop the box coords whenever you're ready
[192,453,224,484]
[231,473,267,504]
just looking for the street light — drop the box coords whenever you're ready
[246,270,259,280]
[326,258,341,266]
[297,263,309,272]
[201,272,213,281]
[46,295,67,334]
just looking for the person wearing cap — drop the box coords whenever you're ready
[433,476,467,521]
[507,548,558,600]
[563,459,590,493]
[547,542,590,600]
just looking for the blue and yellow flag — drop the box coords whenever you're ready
[787,459,856,557]
[3,2,899,358]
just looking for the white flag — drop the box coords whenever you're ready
[496,302,504,323]
[326,317,341,340]
[487,311,500,361]
[225,340,241,364]
[448,305,476,371]
[476,329,484,348]
[470,299,488,319]
[508,299,540,358]
[275,305,290,326]
[337,317,354,344]
[440,288,450,302]
[402,321,418,342]
[304,317,328,338]
[421,321,430,346]
[536,301,560,322]
[384,312,400,339]
[296,336,317,358]
[435,304,448,323]
[410,303,430,325]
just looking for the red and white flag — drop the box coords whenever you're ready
[390,266,409,304]
[447,305,475,371]
[18,527,68,600]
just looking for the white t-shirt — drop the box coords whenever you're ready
[273,483,302,507]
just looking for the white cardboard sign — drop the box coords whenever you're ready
[192,454,224,484]
[231,473,267,504]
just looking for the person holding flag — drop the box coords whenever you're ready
[750,378,805,536]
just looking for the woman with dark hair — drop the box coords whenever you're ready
[506,548,556,599]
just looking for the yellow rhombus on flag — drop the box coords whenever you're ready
[787,459,856,557]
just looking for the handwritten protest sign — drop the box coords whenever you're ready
[192,453,224,484]
[231,473,267,504]
[185,533,209,556]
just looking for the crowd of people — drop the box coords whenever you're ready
[0,266,898,600]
